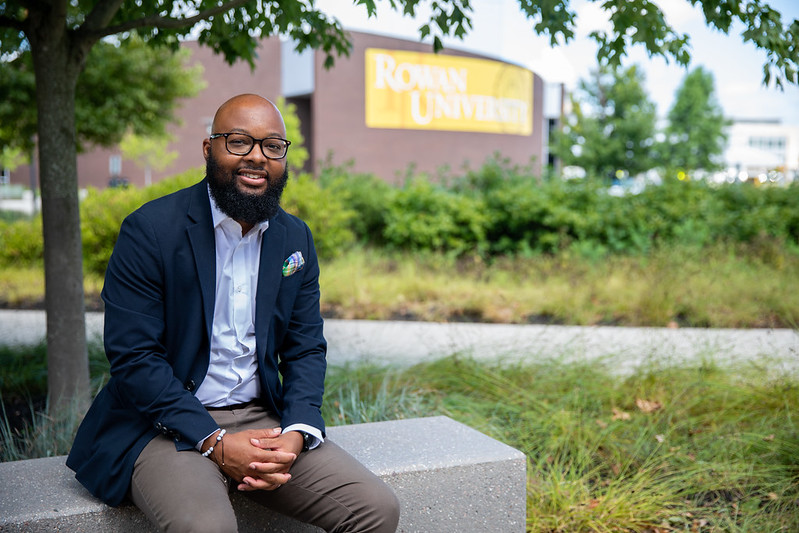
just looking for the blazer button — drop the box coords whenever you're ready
[185,379,196,392]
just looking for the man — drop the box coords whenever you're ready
[67,94,400,533]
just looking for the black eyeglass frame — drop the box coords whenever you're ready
[209,132,292,160]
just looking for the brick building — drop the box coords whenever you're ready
[8,31,545,190]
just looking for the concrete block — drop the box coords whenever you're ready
[0,416,526,532]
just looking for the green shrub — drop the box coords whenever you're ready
[0,216,43,266]
[0,340,108,403]
[319,162,394,245]
[281,172,356,259]
[383,178,488,255]
[80,185,147,276]
[3,162,798,272]
[80,168,203,276]
[0,209,32,223]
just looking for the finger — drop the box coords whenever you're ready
[248,427,282,440]
[238,480,277,491]
[247,453,297,473]
[238,474,290,491]
[250,437,278,449]
[249,428,283,448]
[238,483,279,491]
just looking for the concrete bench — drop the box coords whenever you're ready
[0,416,526,532]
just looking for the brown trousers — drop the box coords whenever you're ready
[130,404,399,533]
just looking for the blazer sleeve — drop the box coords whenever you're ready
[273,222,328,435]
[102,209,218,448]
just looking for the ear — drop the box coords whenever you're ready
[202,138,211,161]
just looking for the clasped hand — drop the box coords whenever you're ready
[205,428,304,491]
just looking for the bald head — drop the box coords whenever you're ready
[211,94,286,139]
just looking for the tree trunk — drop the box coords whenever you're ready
[30,23,90,414]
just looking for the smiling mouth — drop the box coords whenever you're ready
[237,169,268,186]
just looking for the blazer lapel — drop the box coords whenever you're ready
[255,215,286,350]
[186,181,216,340]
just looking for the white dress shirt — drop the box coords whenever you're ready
[195,189,322,448]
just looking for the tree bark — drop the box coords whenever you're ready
[29,17,91,414]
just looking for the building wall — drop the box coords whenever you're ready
[310,31,544,183]
[9,33,544,189]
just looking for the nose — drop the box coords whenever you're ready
[245,142,268,164]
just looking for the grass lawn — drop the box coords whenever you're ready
[319,246,799,329]
[2,244,798,328]
[324,355,799,532]
[2,339,797,532]
[2,244,798,531]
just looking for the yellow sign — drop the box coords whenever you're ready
[365,48,533,135]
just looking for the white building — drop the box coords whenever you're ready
[723,119,799,184]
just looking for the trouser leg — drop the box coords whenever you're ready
[222,405,400,533]
[130,404,399,533]
[246,438,400,533]
[130,431,237,533]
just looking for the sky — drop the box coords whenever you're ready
[315,0,799,126]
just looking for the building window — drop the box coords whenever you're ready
[109,155,122,176]
[748,136,786,151]
[0,168,9,185]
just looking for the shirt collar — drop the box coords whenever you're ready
[207,185,269,235]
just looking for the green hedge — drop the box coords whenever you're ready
[2,162,798,275]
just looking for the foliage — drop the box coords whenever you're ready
[80,168,204,276]
[119,131,179,183]
[553,64,658,181]
[79,168,358,277]
[0,340,108,462]
[318,244,799,328]
[0,216,43,266]
[0,52,35,153]
[0,146,27,171]
[661,67,729,173]
[0,2,797,85]
[6,161,799,278]
[318,161,395,246]
[382,177,488,255]
[404,355,799,532]
[0,342,109,406]
[0,37,204,154]
[277,97,310,172]
[281,173,356,260]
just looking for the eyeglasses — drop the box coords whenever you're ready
[209,132,291,159]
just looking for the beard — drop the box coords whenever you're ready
[206,151,289,226]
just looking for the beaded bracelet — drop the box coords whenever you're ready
[201,428,227,458]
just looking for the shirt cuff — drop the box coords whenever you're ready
[196,428,221,451]
[282,423,324,450]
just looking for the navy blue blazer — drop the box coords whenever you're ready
[66,179,327,506]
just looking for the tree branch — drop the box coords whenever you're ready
[81,0,127,34]
[79,0,252,41]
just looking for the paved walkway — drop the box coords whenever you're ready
[1,310,797,374]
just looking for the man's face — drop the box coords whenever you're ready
[203,98,289,226]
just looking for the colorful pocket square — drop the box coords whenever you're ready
[282,251,305,277]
